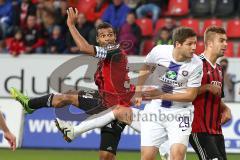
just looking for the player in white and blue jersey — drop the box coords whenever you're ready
[133,27,203,160]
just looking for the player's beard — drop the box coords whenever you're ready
[101,42,116,47]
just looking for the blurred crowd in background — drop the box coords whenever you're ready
[1,0,240,57]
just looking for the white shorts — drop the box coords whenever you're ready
[141,103,194,148]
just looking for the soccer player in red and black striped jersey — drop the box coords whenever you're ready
[190,26,232,160]
[11,7,137,160]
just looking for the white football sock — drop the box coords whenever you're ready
[73,108,115,138]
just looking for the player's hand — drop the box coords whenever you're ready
[67,7,78,27]
[4,131,16,151]
[131,92,142,107]
[134,96,142,107]
[207,84,221,97]
[221,106,232,125]
[142,87,163,100]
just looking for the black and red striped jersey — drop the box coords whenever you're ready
[94,45,135,108]
[192,54,224,134]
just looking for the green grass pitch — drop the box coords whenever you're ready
[0,149,239,160]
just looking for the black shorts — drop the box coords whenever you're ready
[100,120,126,155]
[78,90,107,115]
[189,133,227,160]
[78,89,126,155]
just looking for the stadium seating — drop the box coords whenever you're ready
[196,41,204,55]
[224,41,234,57]
[237,43,240,57]
[199,18,223,36]
[226,19,240,38]
[141,40,155,55]
[179,18,200,35]
[154,19,168,35]
[5,37,12,48]
[190,0,211,17]
[214,0,235,17]
[3,0,240,58]
[165,0,189,16]
[136,18,153,37]
[154,18,176,35]
[76,0,95,15]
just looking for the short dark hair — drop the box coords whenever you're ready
[96,22,116,36]
[13,27,22,35]
[172,27,196,47]
[204,26,226,46]
[160,27,170,33]
[127,10,137,17]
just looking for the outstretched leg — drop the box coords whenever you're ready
[55,105,141,142]
[10,88,93,114]
[51,90,79,108]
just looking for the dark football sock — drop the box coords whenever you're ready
[28,94,54,109]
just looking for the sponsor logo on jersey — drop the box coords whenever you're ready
[211,81,222,87]
[159,76,183,87]
[166,70,177,79]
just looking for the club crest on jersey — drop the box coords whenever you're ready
[182,70,188,77]
[166,70,177,79]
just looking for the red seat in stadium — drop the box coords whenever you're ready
[5,37,13,47]
[165,0,189,16]
[226,19,240,38]
[136,18,153,37]
[154,19,168,35]
[77,0,95,14]
[154,18,176,35]
[200,19,223,36]
[180,18,200,35]
[224,42,234,57]
[237,43,240,57]
[196,41,204,55]
[141,40,155,55]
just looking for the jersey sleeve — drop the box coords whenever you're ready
[144,46,159,65]
[94,46,108,59]
[94,45,120,60]
[187,62,203,88]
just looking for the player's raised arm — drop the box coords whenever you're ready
[67,7,95,56]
